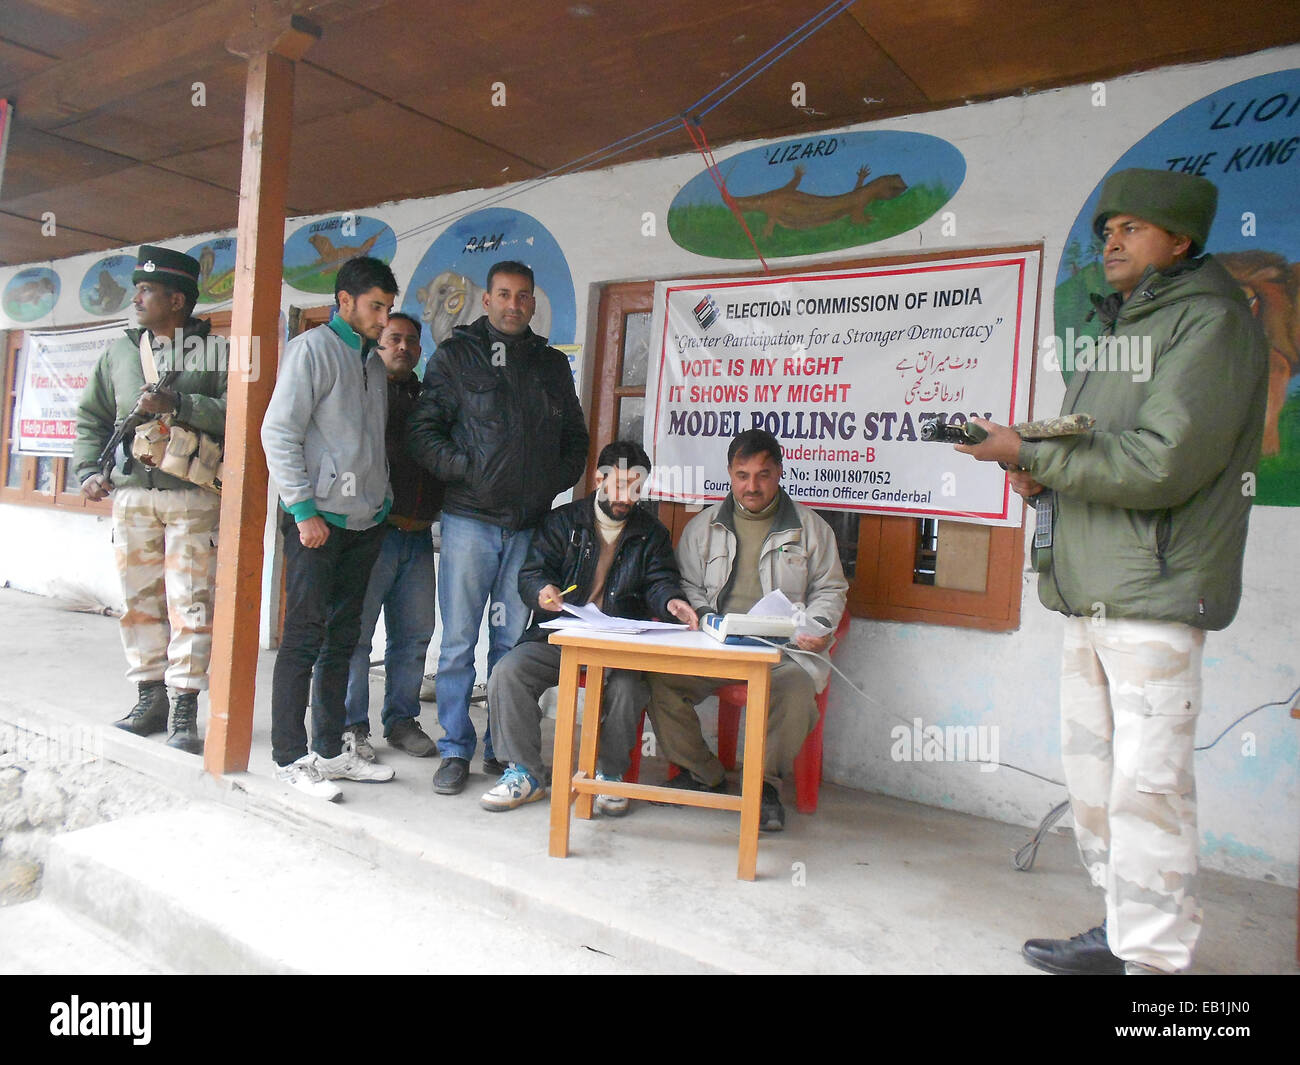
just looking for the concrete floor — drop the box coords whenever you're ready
[1,586,1295,974]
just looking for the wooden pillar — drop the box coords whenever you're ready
[205,15,319,775]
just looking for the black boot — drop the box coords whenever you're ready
[166,690,204,755]
[115,681,169,736]
[1022,921,1125,975]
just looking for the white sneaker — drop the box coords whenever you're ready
[317,749,395,783]
[342,725,376,762]
[479,765,546,812]
[594,771,630,817]
[275,754,342,802]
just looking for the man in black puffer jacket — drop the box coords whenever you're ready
[407,260,589,796]
[479,441,698,815]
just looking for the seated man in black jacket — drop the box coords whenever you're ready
[480,440,698,814]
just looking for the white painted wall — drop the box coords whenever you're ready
[0,503,119,609]
[2,44,1296,884]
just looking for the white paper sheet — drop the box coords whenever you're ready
[747,589,796,617]
[539,600,688,633]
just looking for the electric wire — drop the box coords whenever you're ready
[693,0,858,120]
[748,637,1299,870]
[189,0,861,313]
[387,0,859,245]
[1194,683,1299,751]
[752,635,1067,787]
[1014,800,1071,872]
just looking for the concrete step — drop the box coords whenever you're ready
[0,897,171,975]
[40,803,639,974]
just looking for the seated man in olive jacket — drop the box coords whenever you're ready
[480,440,698,814]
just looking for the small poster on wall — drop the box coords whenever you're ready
[644,250,1039,526]
[15,321,125,456]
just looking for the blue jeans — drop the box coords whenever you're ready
[337,525,437,735]
[435,511,534,760]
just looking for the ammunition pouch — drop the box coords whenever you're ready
[132,416,223,492]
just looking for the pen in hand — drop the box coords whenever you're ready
[540,584,578,610]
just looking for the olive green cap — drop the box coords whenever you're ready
[1092,168,1218,256]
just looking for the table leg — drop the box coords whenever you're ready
[548,647,582,858]
[575,663,605,819]
[736,663,772,881]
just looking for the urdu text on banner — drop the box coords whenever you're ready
[643,250,1040,527]
[16,321,126,456]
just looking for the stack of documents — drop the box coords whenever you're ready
[540,601,687,634]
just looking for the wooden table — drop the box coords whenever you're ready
[547,627,781,881]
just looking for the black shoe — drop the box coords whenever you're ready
[115,681,169,737]
[760,782,785,832]
[481,755,508,776]
[165,691,203,755]
[651,767,728,805]
[386,717,436,758]
[1022,922,1125,975]
[433,756,470,795]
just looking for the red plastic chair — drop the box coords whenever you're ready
[713,611,851,814]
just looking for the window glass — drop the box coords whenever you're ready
[620,312,651,387]
[35,456,55,494]
[617,396,644,445]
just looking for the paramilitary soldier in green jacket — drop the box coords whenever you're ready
[73,245,228,754]
[957,169,1267,975]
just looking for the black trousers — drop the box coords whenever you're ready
[271,510,386,766]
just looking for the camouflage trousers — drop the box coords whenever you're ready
[111,485,221,691]
[1060,616,1205,972]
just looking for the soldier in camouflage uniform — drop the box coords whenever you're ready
[957,169,1267,973]
[73,246,227,755]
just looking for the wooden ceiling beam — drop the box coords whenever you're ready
[11,0,249,128]
[8,0,371,129]
[227,9,322,62]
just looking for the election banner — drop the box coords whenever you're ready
[644,250,1039,526]
[15,321,125,456]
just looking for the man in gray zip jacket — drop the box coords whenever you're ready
[647,429,847,831]
[957,169,1267,974]
[261,256,399,801]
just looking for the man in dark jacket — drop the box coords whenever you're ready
[408,260,589,796]
[319,312,445,761]
[957,169,1268,975]
[479,440,698,814]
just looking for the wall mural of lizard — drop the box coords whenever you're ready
[728,164,908,237]
[668,129,965,260]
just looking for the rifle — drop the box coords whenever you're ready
[96,370,181,482]
[920,412,1096,445]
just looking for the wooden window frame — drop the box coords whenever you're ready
[1,312,233,515]
[585,245,1040,632]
